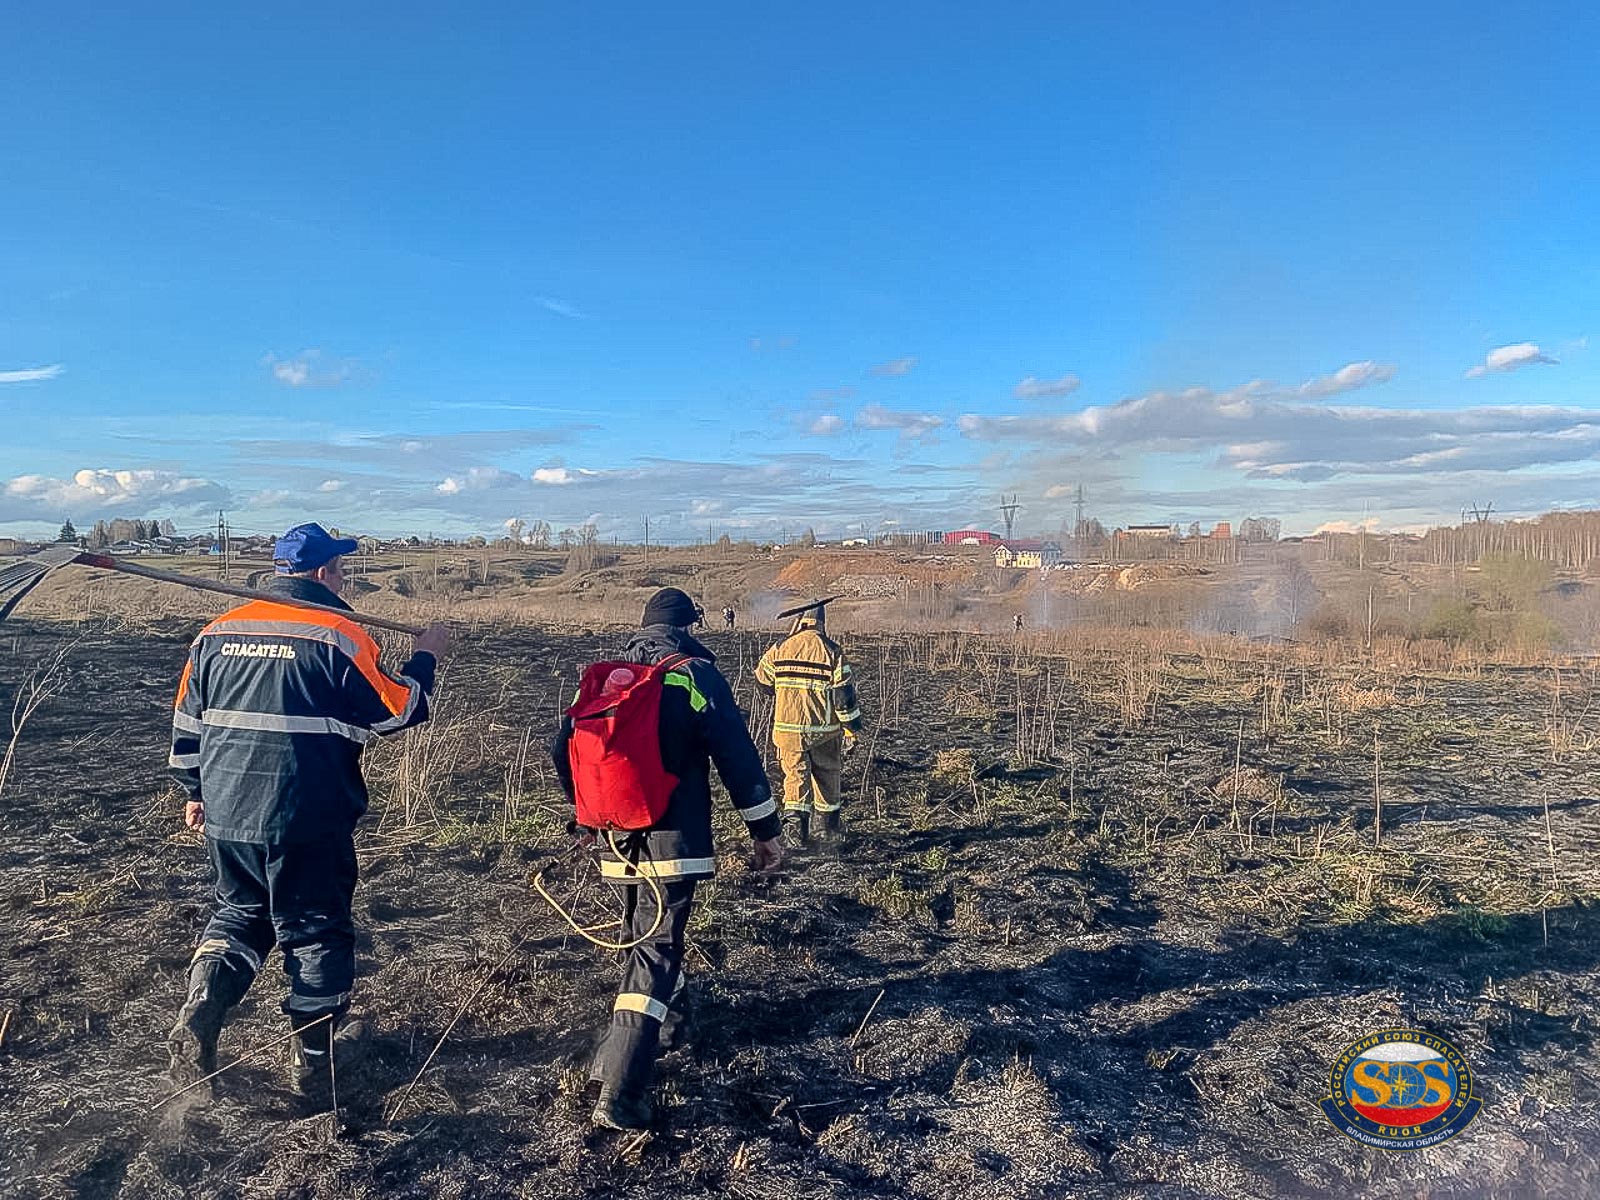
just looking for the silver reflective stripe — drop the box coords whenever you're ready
[287,990,351,1013]
[599,856,717,880]
[814,799,842,813]
[172,711,203,734]
[738,798,777,821]
[202,619,363,661]
[614,992,670,1022]
[370,674,424,733]
[168,752,200,769]
[202,709,373,744]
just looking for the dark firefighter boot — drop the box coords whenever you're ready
[781,811,810,848]
[287,1009,370,1104]
[658,987,692,1054]
[287,1009,335,1103]
[816,809,843,843]
[592,1087,654,1131]
[167,958,248,1099]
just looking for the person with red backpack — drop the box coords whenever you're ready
[552,587,783,1131]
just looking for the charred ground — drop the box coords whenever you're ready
[2,615,1599,1198]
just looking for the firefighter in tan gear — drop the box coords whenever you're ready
[755,596,863,844]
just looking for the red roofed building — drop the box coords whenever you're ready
[942,529,1001,546]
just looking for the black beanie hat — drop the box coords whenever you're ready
[642,587,701,628]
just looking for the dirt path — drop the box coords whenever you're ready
[1,618,1597,1198]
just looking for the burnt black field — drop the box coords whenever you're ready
[2,615,1598,1198]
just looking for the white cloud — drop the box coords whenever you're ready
[229,427,573,473]
[809,413,845,436]
[265,349,358,388]
[810,386,855,403]
[0,364,64,384]
[870,356,918,377]
[1295,360,1397,399]
[535,296,586,320]
[1465,342,1557,378]
[1312,517,1382,534]
[2,468,227,516]
[856,403,945,443]
[1014,373,1081,401]
[436,467,524,494]
[534,466,597,485]
[960,370,1600,483]
[248,489,297,506]
[318,479,345,492]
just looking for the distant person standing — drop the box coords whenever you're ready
[1014,612,1025,633]
[755,597,863,845]
[166,522,450,1104]
[723,605,736,630]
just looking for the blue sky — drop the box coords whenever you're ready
[2,3,1597,541]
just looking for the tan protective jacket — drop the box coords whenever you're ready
[755,621,862,739]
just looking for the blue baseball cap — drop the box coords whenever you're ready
[273,522,359,574]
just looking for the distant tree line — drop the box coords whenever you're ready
[1314,511,1600,571]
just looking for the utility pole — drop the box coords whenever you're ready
[216,510,230,581]
[643,515,650,569]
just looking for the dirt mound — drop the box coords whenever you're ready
[773,552,980,595]
[1057,563,1211,595]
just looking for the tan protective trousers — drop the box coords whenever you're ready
[774,732,844,814]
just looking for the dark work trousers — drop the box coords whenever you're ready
[191,836,360,1015]
[589,879,697,1098]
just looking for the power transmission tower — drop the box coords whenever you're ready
[999,494,1021,540]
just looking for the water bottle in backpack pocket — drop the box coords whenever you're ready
[565,654,689,830]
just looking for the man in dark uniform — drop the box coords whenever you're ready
[166,522,449,1102]
[553,587,783,1130]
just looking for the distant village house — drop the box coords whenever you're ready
[994,539,1063,569]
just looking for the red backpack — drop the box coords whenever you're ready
[566,654,691,830]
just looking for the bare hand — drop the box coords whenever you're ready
[752,836,785,873]
[414,623,452,659]
[184,801,205,833]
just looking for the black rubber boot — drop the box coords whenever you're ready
[658,989,691,1054]
[592,1088,654,1131]
[781,812,810,847]
[167,958,248,1099]
[816,810,843,840]
[286,1008,369,1103]
[286,1008,342,1101]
